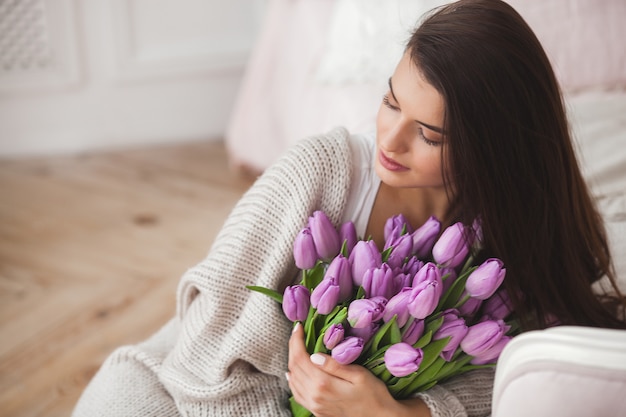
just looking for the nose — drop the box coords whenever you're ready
[379,118,412,153]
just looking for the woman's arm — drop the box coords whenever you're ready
[287,323,432,417]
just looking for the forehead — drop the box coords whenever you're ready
[391,52,445,129]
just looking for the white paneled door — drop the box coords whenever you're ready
[0,0,264,156]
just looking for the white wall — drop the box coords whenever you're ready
[0,0,266,156]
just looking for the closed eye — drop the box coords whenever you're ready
[382,95,399,111]
[418,127,441,147]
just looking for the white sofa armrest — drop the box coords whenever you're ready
[492,326,626,417]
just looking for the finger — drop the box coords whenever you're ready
[309,353,365,383]
[287,322,320,385]
[288,323,310,370]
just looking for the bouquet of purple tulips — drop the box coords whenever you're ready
[248,211,519,417]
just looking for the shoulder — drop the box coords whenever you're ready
[251,127,355,222]
[287,127,353,165]
[268,127,355,186]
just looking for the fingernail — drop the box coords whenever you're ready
[310,353,326,366]
[292,322,301,334]
[285,372,290,382]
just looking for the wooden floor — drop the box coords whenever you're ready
[0,141,255,417]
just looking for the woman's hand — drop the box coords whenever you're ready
[287,323,431,417]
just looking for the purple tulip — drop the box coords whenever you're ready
[465,258,506,300]
[432,222,470,268]
[362,263,395,299]
[384,343,424,377]
[470,335,512,365]
[385,233,414,269]
[383,287,412,327]
[348,297,386,328]
[433,310,469,361]
[325,254,353,301]
[310,276,341,314]
[471,217,483,249]
[384,214,413,244]
[407,279,441,320]
[403,256,424,278]
[411,262,443,299]
[349,240,382,286]
[401,319,425,345]
[461,319,510,359]
[308,211,341,260]
[440,267,458,294]
[339,221,358,255]
[481,289,513,321]
[331,336,364,365]
[293,227,319,270]
[348,322,379,344]
[393,272,412,294]
[411,216,442,258]
[282,285,311,322]
[457,291,482,317]
[323,323,345,350]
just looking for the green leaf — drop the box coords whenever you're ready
[355,286,366,300]
[361,346,389,368]
[398,357,446,397]
[313,307,348,353]
[322,306,348,327]
[246,286,283,304]
[437,268,473,311]
[414,380,438,393]
[424,315,444,335]
[289,396,313,417]
[313,333,329,354]
[381,246,393,263]
[304,310,318,353]
[370,316,401,352]
[413,330,433,349]
[302,262,326,290]
[340,240,348,257]
[436,355,473,382]
[387,373,421,398]
[415,337,449,375]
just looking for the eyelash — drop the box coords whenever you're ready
[382,95,441,147]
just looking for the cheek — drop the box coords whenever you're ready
[412,148,445,180]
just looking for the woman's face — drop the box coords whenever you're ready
[375,52,447,190]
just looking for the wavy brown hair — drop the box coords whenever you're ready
[407,0,625,330]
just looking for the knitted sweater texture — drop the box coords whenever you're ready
[72,127,493,417]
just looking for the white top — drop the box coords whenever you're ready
[341,131,381,237]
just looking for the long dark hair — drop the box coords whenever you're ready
[407,0,625,330]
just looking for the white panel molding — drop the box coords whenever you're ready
[0,0,267,157]
[0,0,82,95]
[111,0,252,83]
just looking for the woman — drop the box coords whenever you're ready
[286,1,626,415]
[73,1,625,416]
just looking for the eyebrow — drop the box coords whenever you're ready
[388,77,444,134]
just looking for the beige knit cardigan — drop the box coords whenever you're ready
[73,127,494,417]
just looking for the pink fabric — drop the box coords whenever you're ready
[507,0,626,93]
[225,0,380,173]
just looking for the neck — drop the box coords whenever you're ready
[366,182,452,248]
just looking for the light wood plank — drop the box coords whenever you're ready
[0,141,254,417]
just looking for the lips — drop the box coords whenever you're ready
[378,151,408,172]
